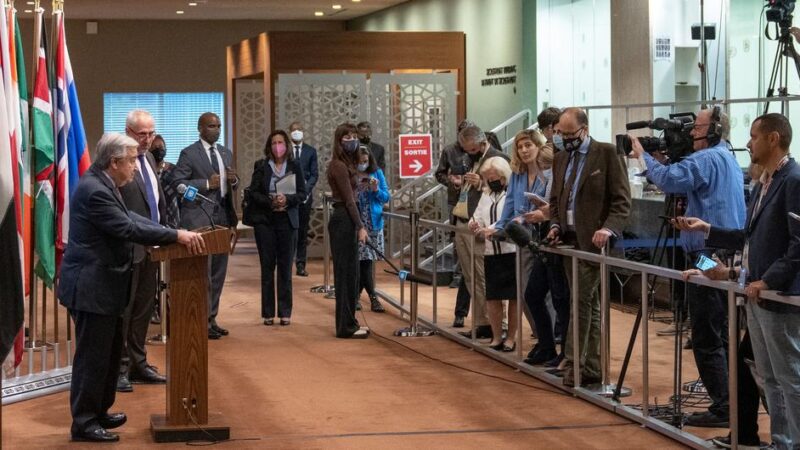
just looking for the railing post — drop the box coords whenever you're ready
[728,288,739,449]
[572,256,581,390]
[641,271,649,418]
[515,246,523,361]
[395,211,434,337]
[311,195,333,295]
[432,224,438,325]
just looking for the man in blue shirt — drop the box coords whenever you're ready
[629,107,746,428]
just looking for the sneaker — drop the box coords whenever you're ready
[452,316,465,328]
[685,411,729,428]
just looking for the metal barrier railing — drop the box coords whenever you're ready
[364,211,800,449]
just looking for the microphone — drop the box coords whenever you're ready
[504,221,539,250]
[177,183,217,205]
[176,183,216,228]
[625,121,650,130]
[363,238,433,285]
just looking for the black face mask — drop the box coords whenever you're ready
[151,147,166,163]
[488,179,504,193]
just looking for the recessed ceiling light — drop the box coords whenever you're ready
[189,2,198,5]
[314,11,324,16]
[26,1,34,5]
[352,0,361,2]
[332,4,342,9]
[176,10,185,14]
[24,9,32,13]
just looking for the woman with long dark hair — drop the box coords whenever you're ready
[247,129,306,326]
[327,123,369,338]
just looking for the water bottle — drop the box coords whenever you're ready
[738,267,748,288]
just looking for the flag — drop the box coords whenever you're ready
[33,8,55,286]
[54,10,89,254]
[13,10,31,297]
[0,1,23,371]
[0,5,22,368]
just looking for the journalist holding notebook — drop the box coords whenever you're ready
[246,129,306,326]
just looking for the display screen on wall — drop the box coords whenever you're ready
[103,92,225,164]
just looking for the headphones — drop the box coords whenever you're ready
[706,105,723,147]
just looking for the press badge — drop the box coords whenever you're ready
[567,210,575,226]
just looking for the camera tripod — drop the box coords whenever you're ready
[611,195,694,427]
[764,19,800,113]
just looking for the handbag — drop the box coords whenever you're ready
[241,187,255,226]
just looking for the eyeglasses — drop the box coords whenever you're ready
[128,127,156,140]
[556,126,584,138]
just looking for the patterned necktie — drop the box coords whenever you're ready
[209,145,220,174]
[137,154,159,223]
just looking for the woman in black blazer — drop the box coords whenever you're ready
[248,129,306,326]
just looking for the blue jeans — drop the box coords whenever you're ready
[746,303,800,450]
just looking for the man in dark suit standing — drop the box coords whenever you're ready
[288,121,317,277]
[676,113,800,449]
[59,133,204,442]
[547,107,631,387]
[173,112,239,340]
[357,121,386,172]
[116,110,167,392]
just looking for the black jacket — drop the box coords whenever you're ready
[707,158,800,311]
[246,158,307,229]
[58,166,178,316]
[119,151,167,263]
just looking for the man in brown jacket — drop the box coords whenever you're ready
[547,107,631,387]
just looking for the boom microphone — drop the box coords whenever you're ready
[364,238,433,286]
[504,221,539,250]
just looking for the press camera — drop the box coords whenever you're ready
[616,112,696,163]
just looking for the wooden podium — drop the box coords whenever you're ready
[148,227,235,443]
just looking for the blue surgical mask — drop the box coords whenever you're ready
[553,134,565,152]
[342,139,359,154]
[357,163,369,172]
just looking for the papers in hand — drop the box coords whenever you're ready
[524,192,549,207]
[275,174,296,195]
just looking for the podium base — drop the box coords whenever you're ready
[150,413,230,443]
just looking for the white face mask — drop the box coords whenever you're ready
[290,130,304,142]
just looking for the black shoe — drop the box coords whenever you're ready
[98,412,127,430]
[116,375,133,393]
[685,411,729,428]
[355,301,362,311]
[459,326,493,339]
[544,353,565,368]
[211,324,229,336]
[488,341,505,350]
[524,346,557,366]
[452,316,465,328]
[208,329,222,340]
[129,365,166,384]
[684,336,693,350]
[370,296,385,313]
[263,318,274,326]
[448,275,462,289]
[502,342,516,352]
[296,264,308,277]
[280,318,291,326]
[72,427,120,442]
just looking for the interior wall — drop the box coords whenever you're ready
[17,19,343,150]
[347,0,528,131]
[610,0,652,136]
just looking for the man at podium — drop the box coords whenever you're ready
[58,133,205,443]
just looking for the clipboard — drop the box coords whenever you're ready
[275,174,296,195]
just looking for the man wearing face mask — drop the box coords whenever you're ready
[546,107,631,387]
[537,106,561,145]
[173,112,239,340]
[288,121,318,277]
[357,121,386,173]
[116,110,169,392]
[451,125,509,340]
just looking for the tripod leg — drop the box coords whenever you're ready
[612,297,644,402]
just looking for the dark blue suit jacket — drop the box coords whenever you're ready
[707,158,800,311]
[293,142,318,203]
[247,158,307,229]
[58,166,178,317]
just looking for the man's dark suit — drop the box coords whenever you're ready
[291,142,318,269]
[549,138,631,382]
[366,141,386,173]
[118,151,166,378]
[173,140,238,329]
[58,165,177,435]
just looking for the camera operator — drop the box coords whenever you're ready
[628,107,746,428]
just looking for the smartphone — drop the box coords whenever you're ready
[695,254,718,271]
[524,192,549,206]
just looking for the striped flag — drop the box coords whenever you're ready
[33,8,54,286]
[0,5,22,370]
[12,10,30,297]
[54,10,89,254]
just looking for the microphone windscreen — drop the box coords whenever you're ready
[504,221,532,248]
[625,121,650,130]
[176,183,187,194]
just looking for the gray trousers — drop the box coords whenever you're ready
[208,252,229,328]
[120,258,158,375]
